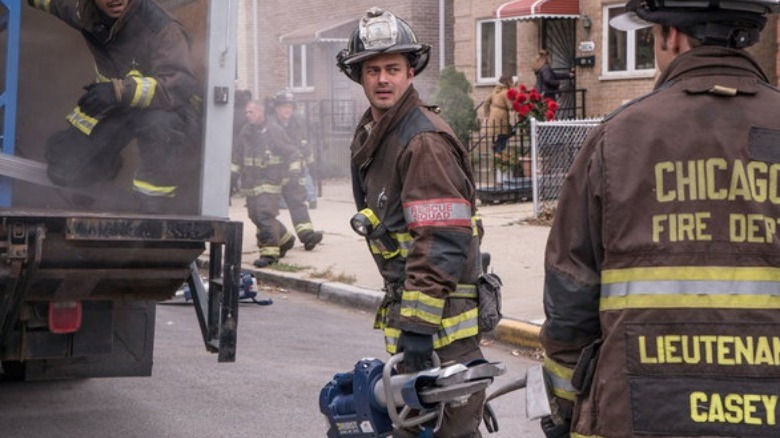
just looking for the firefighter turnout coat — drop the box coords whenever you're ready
[350,86,483,358]
[29,0,198,135]
[541,46,780,438]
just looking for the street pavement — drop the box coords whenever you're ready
[230,179,550,348]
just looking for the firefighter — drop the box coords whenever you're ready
[338,8,486,437]
[266,89,323,252]
[28,0,199,213]
[540,1,780,437]
[238,100,296,268]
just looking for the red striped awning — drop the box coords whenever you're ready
[494,0,580,20]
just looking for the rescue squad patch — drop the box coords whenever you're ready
[403,198,471,229]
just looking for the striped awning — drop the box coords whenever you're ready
[279,17,358,44]
[494,0,580,20]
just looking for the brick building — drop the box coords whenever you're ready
[234,0,780,176]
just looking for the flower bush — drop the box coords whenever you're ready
[506,85,559,133]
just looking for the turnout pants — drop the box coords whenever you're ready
[246,193,293,259]
[45,108,190,207]
[282,174,315,239]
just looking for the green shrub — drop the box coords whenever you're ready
[431,66,479,147]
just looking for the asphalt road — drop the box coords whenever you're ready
[0,288,544,437]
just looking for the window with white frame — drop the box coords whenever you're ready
[289,44,314,91]
[476,19,517,84]
[603,5,655,77]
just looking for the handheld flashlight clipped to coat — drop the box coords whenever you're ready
[350,208,400,258]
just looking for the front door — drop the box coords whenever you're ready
[541,19,577,118]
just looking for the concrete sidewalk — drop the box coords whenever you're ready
[230,179,550,349]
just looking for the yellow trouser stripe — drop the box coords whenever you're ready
[543,357,577,401]
[295,223,314,234]
[244,184,282,196]
[132,179,176,197]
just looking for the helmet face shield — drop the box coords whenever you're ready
[336,8,431,83]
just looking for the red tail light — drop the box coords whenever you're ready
[49,301,82,334]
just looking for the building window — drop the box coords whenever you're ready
[476,19,517,84]
[602,5,655,77]
[289,44,314,92]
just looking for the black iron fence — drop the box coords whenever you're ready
[293,88,588,191]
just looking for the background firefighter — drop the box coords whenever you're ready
[338,8,487,437]
[540,1,780,437]
[239,100,297,268]
[29,0,199,214]
[266,89,323,253]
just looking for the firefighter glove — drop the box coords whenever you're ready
[397,331,433,372]
[78,82,122,117]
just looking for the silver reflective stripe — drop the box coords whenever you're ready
[602,267,780,297]
[602,280,780,298]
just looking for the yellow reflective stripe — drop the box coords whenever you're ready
[602,266,780,310]
[382,309,479,353]
[295,223,314,234]
[543,357,577,401]
[369,231,411,259]
[244,156,283,167]
[358,208,381,228]
[230,163,241,173]
[601,294,780,311]
[32,0,51,12]
[280,232,294,245]
[368,241,400,259]
[400,290,445,325]
[244,184,282,196]
[66,107,98,135]
[384,327,401,354]
[471,216,480,236]
[449,284,478,299]
[132,179,176,197]
[289,161,302,172]
[129,76,157,108]
[94,66,110,83]
[571,434,606,438]
[603,266,780,283]
[259,247,280,257]
[433,307,478,349]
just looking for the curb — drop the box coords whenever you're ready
[251,267,542,349]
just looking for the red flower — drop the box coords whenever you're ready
[529,89,542,102]
[546,110,556,121]
[519,84,527,92]
[518,104,532,117]
[547,100,559,111]
[506,88,518,100]
[516,92,528,103]
[512,101,523,113]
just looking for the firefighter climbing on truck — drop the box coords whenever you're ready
[28,0,199,214]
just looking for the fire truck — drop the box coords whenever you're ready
[0,0,242,380]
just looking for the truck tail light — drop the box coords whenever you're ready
[49,301,82,334]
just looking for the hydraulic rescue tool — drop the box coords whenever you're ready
[320,353,505,437]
